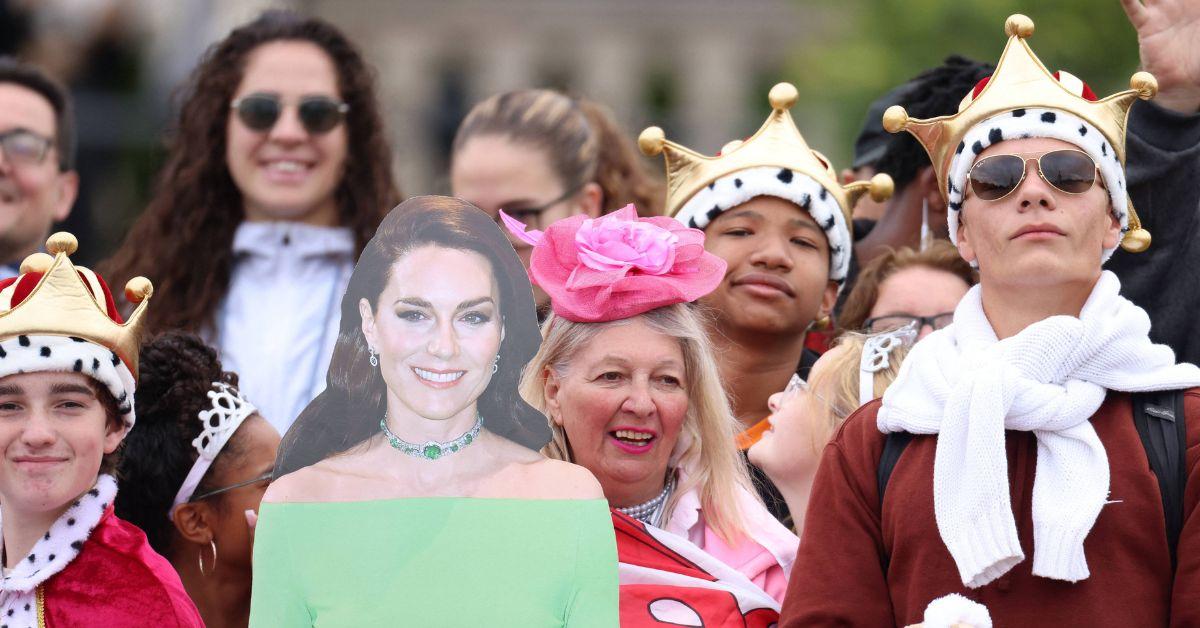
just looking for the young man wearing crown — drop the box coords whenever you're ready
[780,14,1200,627]
[0,233,202,626]
[640,86,892,525]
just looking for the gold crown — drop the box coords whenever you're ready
[639,82,893,222]
[882,14,1157,252]
[1,233,153,376]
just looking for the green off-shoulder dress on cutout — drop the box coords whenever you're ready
[249,497,619,627]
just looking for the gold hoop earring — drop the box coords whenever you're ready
[198,539,217,576]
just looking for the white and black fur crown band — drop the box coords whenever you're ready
[945,108,1128,263]
[674,166,852,289]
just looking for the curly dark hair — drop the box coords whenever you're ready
[100,10,401,334]
[114,331,242,554]
[275,196,550,477]
[453,89,664,216]
[874,55,994,193]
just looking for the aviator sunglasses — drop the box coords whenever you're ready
[967,148,1100,202]
[231,93,349,135]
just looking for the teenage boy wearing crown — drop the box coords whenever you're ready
[639,85,892,525]
[781,15,1200,627]
[0,233,202,626]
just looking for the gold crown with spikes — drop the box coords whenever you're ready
[639,82,893,221]
[882,14,1157,253]
[1,232,153,376]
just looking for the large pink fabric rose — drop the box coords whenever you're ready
[501,204,726,322]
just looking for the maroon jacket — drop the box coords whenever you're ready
[780,390,1200,627]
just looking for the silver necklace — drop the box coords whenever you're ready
[379,412,482,460]
[617,471,676,527]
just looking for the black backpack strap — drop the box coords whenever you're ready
[1131,390,1187,570]
[878,431,914,509]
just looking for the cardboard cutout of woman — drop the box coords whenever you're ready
[249,196,619,627]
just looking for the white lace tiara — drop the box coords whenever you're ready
[169,382,257,520]
[859,322,919,405]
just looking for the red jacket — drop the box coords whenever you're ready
[780,390,1200,627]
[42,506,203,627]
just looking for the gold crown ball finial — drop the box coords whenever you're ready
[19,253,54,275]
[868,173,894,202]
[638,127,666,157]
[882,106,910,134]
[1005,14,1035,39]
[1131,72,1158,100]
[1121,229,1152,253]
[124,276,154,304]
[768,82,798,110]
[46,232,78,256]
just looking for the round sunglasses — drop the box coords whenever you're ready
[231,93,349,135]
[967,148,1099,202]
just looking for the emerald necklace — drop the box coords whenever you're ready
[380,413,482,460]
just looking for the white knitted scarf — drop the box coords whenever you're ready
[878,271,1200,588]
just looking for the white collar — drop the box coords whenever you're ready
[232,221,355,260]
[0,475,117,593]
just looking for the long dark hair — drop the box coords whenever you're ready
[275,196,549,476]
[101,10,401,333]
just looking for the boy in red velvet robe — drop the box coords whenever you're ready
[0,233,202,626]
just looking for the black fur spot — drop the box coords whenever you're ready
[67,518,75,526]
[988,128,1003,145]
[0,346,6,358]
[1040,111,1057,123]
[17,336,29,347]
[706,206,723,222]
[707,181,715,190]
[88,488,100,497]
[45,555,53,563]
[1078,125,1088,136]
[956,141,966,155]
[43,532,50,541]
[948,180,959,194]
[972,141,984,155]
[39,346,50,358]
[823,215,835,231]
[72,359,82,372]
[69,336,85,343]
[91,358,99,371]
[777,168,794,184]
[949,201,963,212]
[831,245,843,256]
[687,217,699,229]
[26,555,33,564]
[1012,108,1026,117]
[799,193,812,209]
[819,188,828,200]
[733,178,743,188]
[71,541,84,551]
[1101,142,1108,157]
[109,351,119,366]
[118,403,132,415]
[117,391,127,403]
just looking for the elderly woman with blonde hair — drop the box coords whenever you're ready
[509,205,798,604]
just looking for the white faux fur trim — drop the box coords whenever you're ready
[0,475,117,601]
[945,108,1127,263]
[674,166,852,287]
[0,335,135,430]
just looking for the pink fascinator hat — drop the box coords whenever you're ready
[501,204,727,323]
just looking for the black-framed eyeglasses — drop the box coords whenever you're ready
[0,129,54,166]
[496,183,585,230]
[190,471,273,502]
[231,93,349,135]
[864,312,954,334]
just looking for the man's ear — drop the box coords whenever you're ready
[172,501,216,545]
[359,298,376,349]
[1103,207,1123,251]
[52,171,78,222]
[543,368,565,427]
[956,211,977,265]
[103,415,124,454]
[918,167,946,214]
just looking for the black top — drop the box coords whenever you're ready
[1107,100,1200,368]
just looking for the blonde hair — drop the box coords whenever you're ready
[803,332,911,450]
[520,304,757,543]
